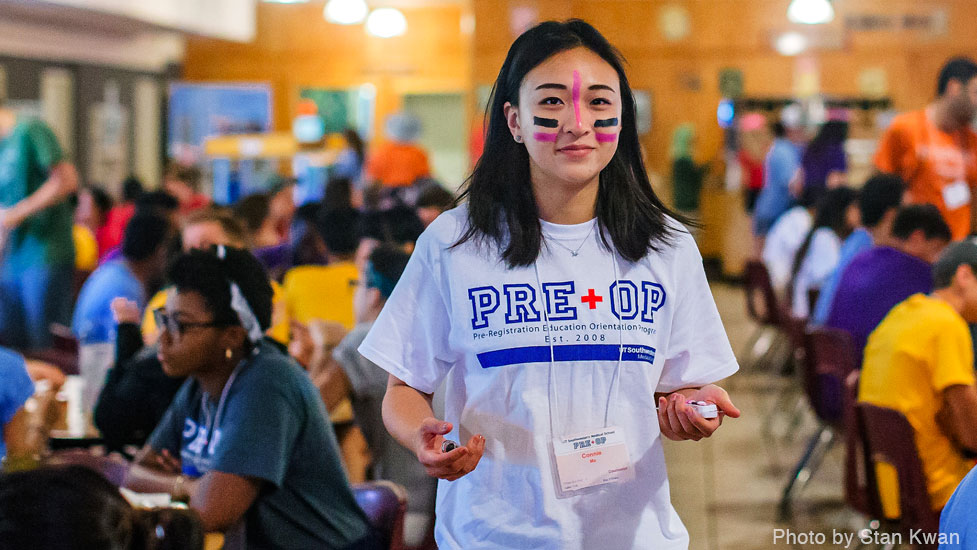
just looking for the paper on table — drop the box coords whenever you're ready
[119,487,172,508]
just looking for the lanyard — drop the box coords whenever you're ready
[198,361,245,457]
[531,227,624,438]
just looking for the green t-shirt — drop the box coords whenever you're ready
[0,118,73,268]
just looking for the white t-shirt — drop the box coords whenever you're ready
[359,206,738,550]
[791,227,841,319]
[762,206,813,293]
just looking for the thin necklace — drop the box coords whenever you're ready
[547,222,595,257]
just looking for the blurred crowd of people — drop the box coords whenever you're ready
[0,104,454,548]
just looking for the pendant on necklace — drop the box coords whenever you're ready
[571,251,578,257]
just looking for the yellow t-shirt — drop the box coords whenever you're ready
[72,224,98,272]
[142,280,291,346]
[281,262,358,330]
[859,293,977,517]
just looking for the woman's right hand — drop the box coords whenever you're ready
[414,417,485,481]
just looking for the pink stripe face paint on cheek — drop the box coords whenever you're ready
[595,133,618,143]
[572,70,582,129]
[533,132,558,142]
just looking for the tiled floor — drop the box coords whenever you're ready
[665,283,865,550]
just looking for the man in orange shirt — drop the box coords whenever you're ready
[875,57,977,240]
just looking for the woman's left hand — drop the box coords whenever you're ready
[657,384,740,441]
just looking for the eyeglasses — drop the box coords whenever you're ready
[153,308,226,340]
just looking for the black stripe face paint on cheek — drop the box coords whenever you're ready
[533,117,559,128]
[594,118,619,128]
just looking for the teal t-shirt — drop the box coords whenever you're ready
[0,118,73,268]
[148,341,372,549]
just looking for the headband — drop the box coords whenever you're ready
[216,245,264,344]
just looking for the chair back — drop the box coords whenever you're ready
[856,402,941,543]
[353,480,407,550]
[803,327,858,424]
[743,260,781,327]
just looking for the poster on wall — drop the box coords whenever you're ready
[299,85,375,140]
[168,82,272,166]
[88,81,129,193]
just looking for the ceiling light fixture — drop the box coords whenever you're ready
[775,31,809,56]
[324,0,368,25]
[787,0,834,25]
[366,8,407,38]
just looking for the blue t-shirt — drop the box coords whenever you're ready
[825,246,933,359]
[753,138,802,236]
[0,346,34,459]
[148,341,371,549]
[811,228,873,325]
[940,465,977,549]
[72,260,144,344]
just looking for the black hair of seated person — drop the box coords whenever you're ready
[416,184,455,211]
[357,208,424,246]
[858,173,905,228]
[368,244,411,299]
[122,176,145,203]
[234,192,271,235]
[314,207,360,256]
[0,465,204,550]
[323,177,353,211]
[122,211,173,262]
[168,246,273,332]
[891,204,952,242]
[135,190,179,215]
[88,185,115,217]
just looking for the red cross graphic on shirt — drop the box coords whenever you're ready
[581,289,603,309]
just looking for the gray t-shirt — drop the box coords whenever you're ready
[335,322,437,515]
[149,340,372,549]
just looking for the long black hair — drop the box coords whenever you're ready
[455,19,690,267]
[790,186,859,289]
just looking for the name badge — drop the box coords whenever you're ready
[551,426,634,498]
[942,180,971,210]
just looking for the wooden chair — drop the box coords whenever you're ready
[856,402,941,549]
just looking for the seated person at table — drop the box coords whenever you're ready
[125,246,376,549]
[72,210,175,413]
[811,173,906,325]
[790,187,859,318]
[94,297,186,452]
[0,346,34,463]
[141,208,290,347]
[761,186,818,293]
[317,245,437,546]
[859,241,977,519]
[283,207,360,330]
[825,204,951,358]
[0,465,204,550]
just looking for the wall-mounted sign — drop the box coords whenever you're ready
[845,9,948,36]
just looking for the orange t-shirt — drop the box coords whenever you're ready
[874,109,977,240]
[364,142,431,188]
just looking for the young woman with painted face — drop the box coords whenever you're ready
[359,20,740,549]
[125,246,378,550]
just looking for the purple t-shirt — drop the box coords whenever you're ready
[825,246,932,359]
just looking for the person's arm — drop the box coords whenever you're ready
[126,445,260,532]
[307,320,350,411]
[383,374,484,481]
[941,384,977,453]
[0,162,78,231]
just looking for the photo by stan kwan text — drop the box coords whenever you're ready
[773,527,958,548]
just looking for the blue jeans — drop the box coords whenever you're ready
[0,262,73,350]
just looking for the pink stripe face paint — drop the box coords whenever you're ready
[595,133,618,143]
[533,132,558,142]
[572,70,582,129]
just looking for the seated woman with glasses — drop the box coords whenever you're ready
[124,245,378,550]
